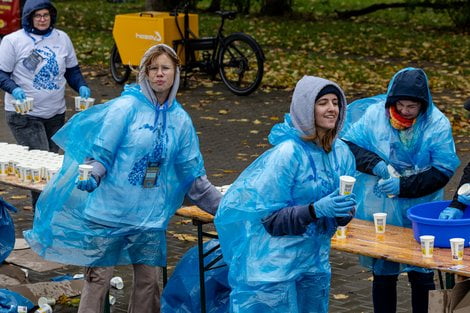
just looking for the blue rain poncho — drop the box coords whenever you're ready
[215,76,355,313]
[342,68,460,275]
[24,83,205,267]
[0,198,17,263]
[161,239,230,313]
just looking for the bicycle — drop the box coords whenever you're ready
[109,2,265,96]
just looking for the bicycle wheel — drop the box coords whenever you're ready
[110,43,131,84]
[218,33,264,96]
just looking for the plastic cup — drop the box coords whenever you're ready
[110,276,124,289]
[336,226,347,239]
[373,213,387,233]
[35,303,53,313]
[38,296,56,307]
[420,235,435,258]
[450,238,465,261]
[457,183,470,196]
[339,175,356,196]
[78,164,93,181]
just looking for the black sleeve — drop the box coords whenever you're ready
[399,166,451,198]
[261,204,316,236]
[64,65,87,93]
[449,162,470,210]
[342,139,383,174]
[0,69,19,94]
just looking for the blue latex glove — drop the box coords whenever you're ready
[75,175,98,192]
[79,86,91,99]
[438,207,464,219]
[314,189,357,218]
[458,194,470,206]
[377,177,400,196]
[372,161,390,179]
[12,87,26,101]
[336,206,356,226]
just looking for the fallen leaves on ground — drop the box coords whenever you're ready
[333,293,349,300]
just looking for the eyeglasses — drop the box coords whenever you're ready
[148,65,174,75]
[33,13,50,20]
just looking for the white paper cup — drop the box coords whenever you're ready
[109,295,116,305]
[457,183,470,196]
[373,213,387,233]
[38,296,56,307]
[110,276,124,289]
[339,175,356,196]
[78,164,93,181]
[17,306,28,313]
[25,97,34,111]
[0,159,8,176]
[32,166,41,183]
[336,226,347,239]
[36,303,53,313]
[420,235,435,258]
[450,238,465,261]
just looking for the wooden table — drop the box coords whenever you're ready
[0,175,45,193]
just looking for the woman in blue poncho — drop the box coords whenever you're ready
[342,68,460,313]
[24,44,221,313]
[214,76,357,312]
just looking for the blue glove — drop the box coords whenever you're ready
[75,175,98,192]
[79,86,91,99]
[458,194,470,206]
[314,189,357,218]
[372,161,390,179]
[438,207,464,219]
[377,177,400,196]
[12,87,26,101]
[336,206,356,226]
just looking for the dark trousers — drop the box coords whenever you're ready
[372,271,435,313]
[5,111,65,208]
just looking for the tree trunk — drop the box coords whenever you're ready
[260,0,292,16]
[145,0,174,11]
[207,0,221,12]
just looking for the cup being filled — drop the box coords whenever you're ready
[339,175,356,196]
[78,164,93,181]
[373,213,387,233]
[420,235,435,258]
[450,238,465,261]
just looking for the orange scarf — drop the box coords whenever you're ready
[389,106,415,130]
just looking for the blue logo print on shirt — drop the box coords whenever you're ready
[33,47,59,90]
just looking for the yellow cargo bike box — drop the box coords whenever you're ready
[112,11,199,66]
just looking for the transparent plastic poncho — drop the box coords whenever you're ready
[214,115,355,312]
[24,84,205,267]
[342,69,460,275]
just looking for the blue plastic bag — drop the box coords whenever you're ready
[0,289,34,313]
[161,239,230,313]
[0,197,17,263]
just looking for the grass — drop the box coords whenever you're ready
[53,0,469,135]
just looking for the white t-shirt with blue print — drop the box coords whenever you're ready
[0,28,79,118]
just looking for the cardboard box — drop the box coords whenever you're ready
[429,279,470,313]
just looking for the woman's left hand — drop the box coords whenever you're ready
[377,177,400,196]
[79,86,91,99]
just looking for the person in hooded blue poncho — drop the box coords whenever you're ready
[342,68,460,313]
[23,44,222,313]
[441,99,470,217]
[215,76,357,313]
[0,0,90,208]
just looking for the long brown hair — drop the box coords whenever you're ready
[302,128,337,153]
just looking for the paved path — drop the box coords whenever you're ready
[1,72,468,312]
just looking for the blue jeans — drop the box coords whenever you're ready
[5,111,65,207]
[5,111,65,153]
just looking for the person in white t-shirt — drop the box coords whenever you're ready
[0,0,90,207]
